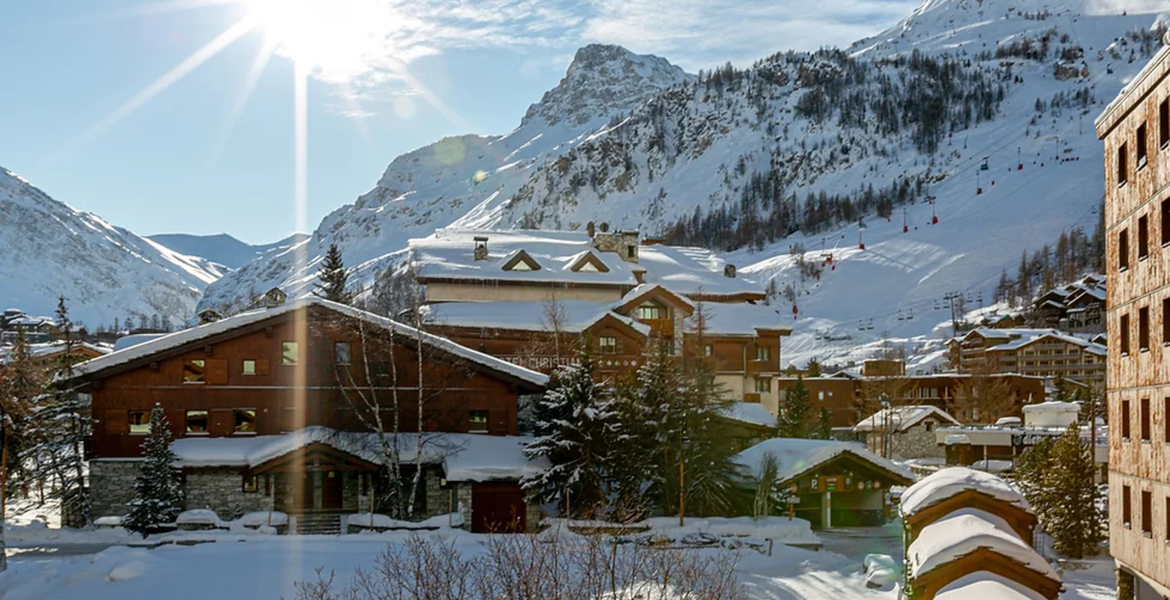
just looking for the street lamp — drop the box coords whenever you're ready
[879,394,891,459]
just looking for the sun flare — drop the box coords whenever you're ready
[245,0,390,80]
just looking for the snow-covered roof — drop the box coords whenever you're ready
[702,302,792,336]
[720,403,777,428]
[907,512,1058,582]
[164,427,547,482]
[71,297,548,388]
[1021,401,1080,414]
[900,467,1030,517]
[853,405,959,433]
[1097,39,1170,131]
[113,333,167,351]
[935,571,1047,600]
[408,229,763,298]
[733,438,914,484]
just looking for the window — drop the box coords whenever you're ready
[1162,98,1170,147]
[1165,398,1170,442]
[282,341,298,365]
[186,410,209,435]
[1142,398,1151,442]
[703,344,713,357]
[1164,200,1170,246]
[243,475,259,493]
[468,410,488,432]
[129,411,150,435]
[1119,229,1130,271]
[1123,400,1132,440]
[754,378,772,393]
[234,409,256,434]
[756,346,771,361]
[635,303,667,320]
[1118,142,1128,185]
[183,359,206,384]
[242,360,256,375]
[925,421,935,432]
[1140,307,1150,351]
[626,245,636,259]
[1123,485,1133,527]
[599,336,617,354]
[1138,122,1149,169]
[1121,313,1131,355]
[1142,490,1153,536]
[1139,215,1150,260]
[334,341,351,366]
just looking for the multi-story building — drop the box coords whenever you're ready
[1097,38,1170,599]
[411,229,792,412]
[948,328,1106,389]
[73,295,549,533]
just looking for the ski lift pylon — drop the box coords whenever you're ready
[980,156,990,171]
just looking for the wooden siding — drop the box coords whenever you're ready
[1101,45,1170,592]
[86,306,523,459]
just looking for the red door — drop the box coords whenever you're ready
[471,483,526,533]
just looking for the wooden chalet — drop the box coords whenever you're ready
[733,438,914,528]
[71,296,548,533]
[899,467,1036,545]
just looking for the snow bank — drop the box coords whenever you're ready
[900,467,1029,517]
[93,516,124,527]
[907,512,1057,582]
[176,509,225,528]
[346,512,464,530]
[549,516,820,545]
[935,571,1047,600]
[238,511,288,527]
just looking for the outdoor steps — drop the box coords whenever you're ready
[293,513,344,535]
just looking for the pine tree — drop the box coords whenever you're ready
[806,358,823,377]
[522,355,621,516]
[124,405,183,537]
[778,376,813,438]
[618,346,685,514]
[315,243,353,304]
[1015,423,1104,558]
[813,407,833,440]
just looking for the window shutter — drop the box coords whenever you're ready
[255,359,270,376]
[205,359,229,384]
[489,410,507,435]
[104,409,127,435]
[166,409,185,437]
[210,409,233,436]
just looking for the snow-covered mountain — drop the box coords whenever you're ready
[147,232,308,270]
[201,0,1165,370]
[0,167,224,328]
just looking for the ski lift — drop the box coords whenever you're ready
[867,319,875,331]
[902,207,909,234]
[897,310,905,321]
[858,320,865,331]
[907,308,914,320]
[980,156,990,171]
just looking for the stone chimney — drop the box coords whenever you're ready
[197,309,221,325]
[264,287,287,308]
[474,236,489,261]
[723,264,737,278]
[590,229,640,263]
[586,221,596,238]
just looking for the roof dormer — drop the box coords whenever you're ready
[567,250,610,273]
[500,249,542,272]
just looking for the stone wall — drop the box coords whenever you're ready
[864,425,944,459]
[184,470,273,519]
[90,460,140,519]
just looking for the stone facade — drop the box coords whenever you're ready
[90,460,140,519]
[865,425,944,459]
[184,470,274,519]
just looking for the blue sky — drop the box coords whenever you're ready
[0,0,919,245]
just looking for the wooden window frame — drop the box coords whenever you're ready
[1119,228,1130,272]
[183,359,206,384]
[242,474,259,493]
[599,336,618,355]
[242,359,256,375]
[1118,142,1128,186]
[1123,484,1133,527]
[1161,98,1170,148]
[468,410,489,433]
[1139,215,1150,260]
[234,408,257,435]
[1140,306,1150,352]
[1137,122,1149,170]
[755,378,772,393]
[1122,400,1132,441]
[128,410,150,435]
[185,410,210,436]
[1142,489,1153,536]
[756,345,772,361]
[282,341,299,366]
[1121,313,1131,356]
[334,341,352,366]
[1141,397,1151,442]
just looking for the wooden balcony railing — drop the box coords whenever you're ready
[640,318,674,338]
[743,393,762,404]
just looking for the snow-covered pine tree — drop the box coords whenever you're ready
[778,376,812,438]
[522,355,621,516]
[1046,422,1104,558]
[619,344,686,515]
[124,405,183,537]
[813,407,833,440]
[0,327,43,515]
[314,243,353,304]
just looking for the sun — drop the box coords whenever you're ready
[244,0,390,80]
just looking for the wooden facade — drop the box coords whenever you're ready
[1098,39,1170,598]
[903,490,1036,545]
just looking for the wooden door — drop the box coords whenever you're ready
[471,483,526,533]
[295,472,314,510]
[321,471,343,510]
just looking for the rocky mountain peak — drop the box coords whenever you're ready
[521,44,692,128]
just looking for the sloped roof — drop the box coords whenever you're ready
[907,512,1058,582]
[422,299,650,336]
[900,467,1030,517]
[936,571,1047,600]
[164,426,547,482]
[720,403,778,428]
[70,297,548,388]
[733,438,914,485]
[853,405,959,433]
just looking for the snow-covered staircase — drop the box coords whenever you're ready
[292,513,344,535]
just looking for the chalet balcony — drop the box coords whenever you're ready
[746,359,772,375]
[743,393,762,403]
[640,318,674,338]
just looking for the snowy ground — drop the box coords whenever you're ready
[0,520,1116,600]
